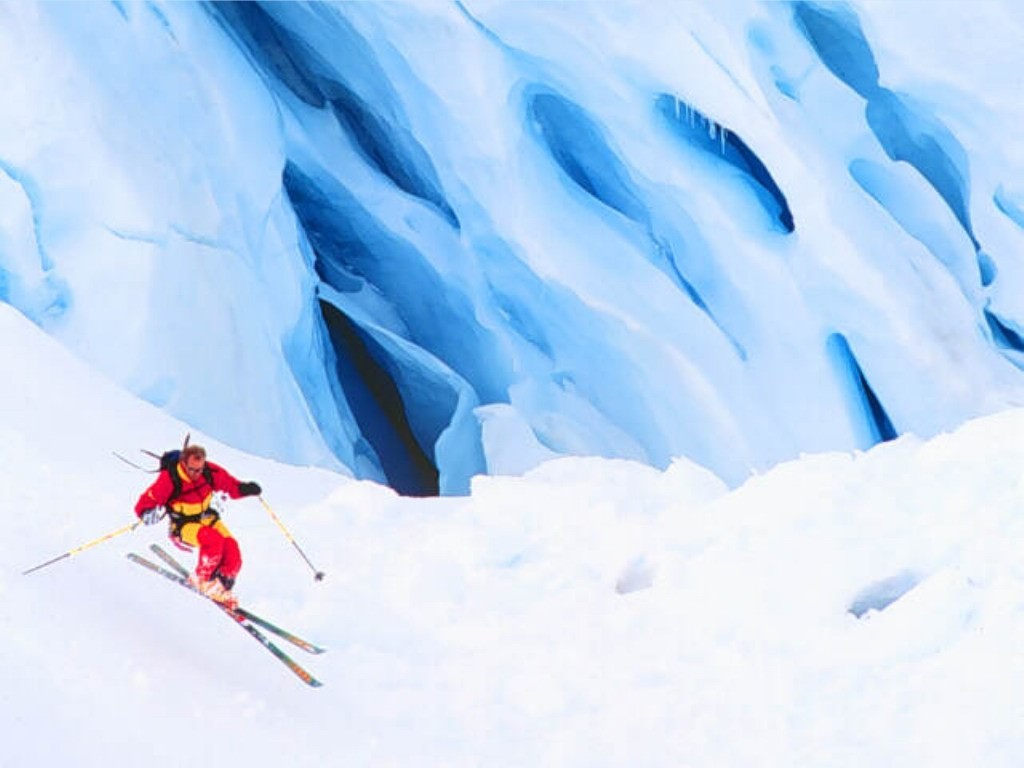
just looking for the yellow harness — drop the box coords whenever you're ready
[166,466,232,547]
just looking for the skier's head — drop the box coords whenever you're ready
[181,444,207,478]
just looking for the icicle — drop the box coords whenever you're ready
[720,126,728,155]
[708,119,716,140]
[675,96,680,121]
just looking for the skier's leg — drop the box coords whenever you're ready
[195,525,226,581]
[216,537,242,587]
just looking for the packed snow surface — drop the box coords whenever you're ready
[4,295,1023,766]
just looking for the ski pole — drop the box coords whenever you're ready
[258,497,325,582]
[23,520,142,576]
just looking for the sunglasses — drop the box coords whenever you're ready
[184,462,205,475]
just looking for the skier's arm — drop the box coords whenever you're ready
[134,472,174,518]
[208,462,261,499]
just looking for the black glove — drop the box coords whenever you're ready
[140,506,165,526]
[238,481,262,497]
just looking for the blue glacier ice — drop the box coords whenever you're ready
[1,0,1023,494]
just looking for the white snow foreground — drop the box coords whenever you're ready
[3,300,1023,765]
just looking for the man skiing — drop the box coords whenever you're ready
[135,444,261,608]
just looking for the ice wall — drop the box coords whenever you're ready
[1,1,1023,494]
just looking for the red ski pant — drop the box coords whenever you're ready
[190,523,242,584]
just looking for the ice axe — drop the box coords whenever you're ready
[258,496,325,582]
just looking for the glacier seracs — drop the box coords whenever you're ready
[1,0,1023,493]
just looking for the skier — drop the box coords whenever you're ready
[135,444,261,608]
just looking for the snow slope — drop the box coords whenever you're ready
[5,297,1024,766]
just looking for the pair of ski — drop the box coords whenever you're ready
[128,544,324,687]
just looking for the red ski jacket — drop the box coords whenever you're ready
[134,460,246,519]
